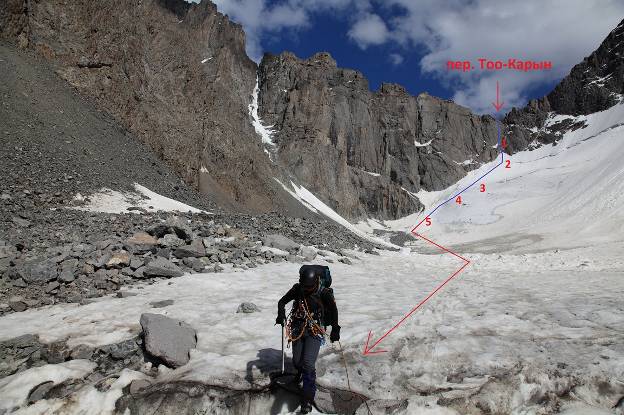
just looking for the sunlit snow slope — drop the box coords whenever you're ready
[380,102,624,253]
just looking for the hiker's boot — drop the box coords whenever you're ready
[300,401,313,414]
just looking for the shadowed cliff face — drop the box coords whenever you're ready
[0,0,298,214]
[258,52,500,220]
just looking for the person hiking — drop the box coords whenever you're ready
[275,266,340,414]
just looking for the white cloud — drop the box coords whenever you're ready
[389,52,403,66]
[347,13,390,49]
[372,0,624,113]
[205,0,371,61]
[194,0,624,114]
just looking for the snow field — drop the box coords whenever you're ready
[0,247,622,413]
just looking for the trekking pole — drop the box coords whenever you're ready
[281,324,285,374]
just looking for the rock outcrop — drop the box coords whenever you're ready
[258,52,500,220]
[504,18,624,151]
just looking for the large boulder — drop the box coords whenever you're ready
[140,313,197,368]
[262,234,299,252]
[125,232,158,253]
[147,217,192,241]
[143,257,184,278]
[173,239,206,259]
[21,258,58,284]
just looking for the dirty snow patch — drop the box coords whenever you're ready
[72,183,206,214]
[274,179,398,248]
[0,360,96,411]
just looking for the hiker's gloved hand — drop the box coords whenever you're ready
[275,311,285,326]
[330,325,340,342]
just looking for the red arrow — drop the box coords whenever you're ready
[362,232,470,356]
[492,80,504,112]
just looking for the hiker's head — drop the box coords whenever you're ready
[299,268,319,295]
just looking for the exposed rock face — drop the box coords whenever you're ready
[504,18,624,151]
[0,0,294,214]
[547,19,624,116]
[258,52,500,220]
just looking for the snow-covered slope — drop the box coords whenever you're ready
[370,102,624,253]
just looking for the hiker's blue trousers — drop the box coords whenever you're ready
[292,333,322,402]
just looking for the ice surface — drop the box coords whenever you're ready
[0,360,96,411]
[249,77,276,147]
[0,245,622,413]
[72,183,206,214]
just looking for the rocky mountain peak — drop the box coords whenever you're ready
[545,18,624,116]
[378,83,408,96]
[306,52,337,67]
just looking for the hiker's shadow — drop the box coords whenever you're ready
[246,348,300,414]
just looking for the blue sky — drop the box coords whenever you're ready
[207,0,624,114]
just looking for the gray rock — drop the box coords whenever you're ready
[129,379,151,395]
[28,381,55,403]
[12,278,27,288]
[116,291,138,298]
[173,239,206,259]
[150,299,174,308]
[133,266,146,279]
[70,344,94,360]
[298,246,317,261]
[106,339,139,360]
[9,297,28,312]
[156,248,171,259]
[67,293,83,303]
[158,234,185,248]
[58,269,75,283]
[338,257,352,265]
[182,257,205,272]
[0,245,16,259]
[61,258,79,271]
[22,258,58,284]
[262,234,299,252]
[202,237,216,247]
[236,302,260,313]
[45,281,60,293]
[147,217,192,240]
[140,313,197,368]
[143,257,184,279]
[12,216,32,227]
[130,258,144,270]
[42,341,69,364]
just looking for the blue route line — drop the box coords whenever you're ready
[417,118,505,225]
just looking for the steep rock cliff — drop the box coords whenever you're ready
[1,0,293,213]
[258,52,500,220]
